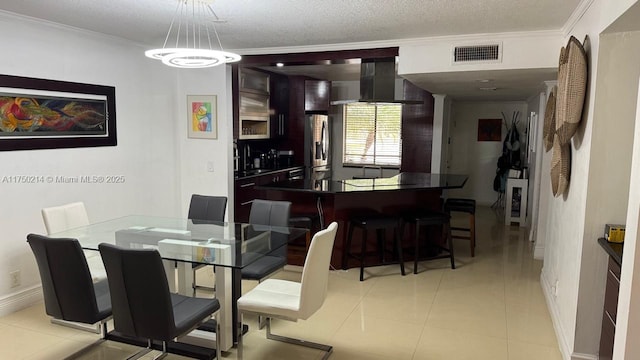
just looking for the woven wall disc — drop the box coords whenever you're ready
[550,136,571,197]
[543,86,557,152]
[555,36,588,144]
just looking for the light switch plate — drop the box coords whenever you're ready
[207,161,214,172]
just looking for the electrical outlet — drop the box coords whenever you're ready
[10,270,20,288]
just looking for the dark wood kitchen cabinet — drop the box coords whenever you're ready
[304,80,331,113]
[598,238,623,360]
[234,169,291,222]
[270,74,289,139]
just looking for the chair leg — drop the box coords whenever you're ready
[215,313,222,360]
[265,317,333,360]
[125,339,153,360]
[360,228,367,281]
[343,223,355,269]
[470,213,476,257]
[238,312,244,360]
[414,222,420,274]
[394,227,405,276]
[445,222,456,269]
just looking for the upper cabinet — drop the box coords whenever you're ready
[304,80,331,113]
[240,68,270,95]
[270,74,289,138]
[239,68,270,139]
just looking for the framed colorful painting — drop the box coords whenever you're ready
[0,74,117,151]
[187,95,217,139]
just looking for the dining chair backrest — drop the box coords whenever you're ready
[99,243,175,340]
[41,202,89,235]
[26,234,110,324]
[188,194,227,222]
[298,222,338,320]
[249,199,291,227]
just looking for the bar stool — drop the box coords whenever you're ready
[343,213,405,281]
[288,214,320,264]
[444,198,476,257]
[400,210,455,274]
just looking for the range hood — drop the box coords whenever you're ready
[331,58,423,105]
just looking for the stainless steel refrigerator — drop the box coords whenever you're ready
[305,114,331,180]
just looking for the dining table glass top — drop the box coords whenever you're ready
[49,215,308,269]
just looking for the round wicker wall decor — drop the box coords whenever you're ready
[551,136,571,197]
[555,36,588,144]
[543,86,557,152]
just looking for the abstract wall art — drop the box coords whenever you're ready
[187,95,217,139]
[0,74,116,151]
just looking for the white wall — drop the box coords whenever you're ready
[528,84,554,260]
[538,0,640,358]
[398,31,562,76]
[0,11,232,313]
[446,101,528,206]
[176,68,233,220]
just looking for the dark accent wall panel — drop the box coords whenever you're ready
[401,80,434,173]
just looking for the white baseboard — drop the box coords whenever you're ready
[541,271,571,360]
[0,285,42,317]
[571,353,598,360]
[534,243,545,260]
[540,272,598,360]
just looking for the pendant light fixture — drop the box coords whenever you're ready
[145,0,241,69]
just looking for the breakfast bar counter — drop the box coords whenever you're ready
[259,172,468,268]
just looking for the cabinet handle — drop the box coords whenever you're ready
[240,182,255,188]
[240,200,253,206]
[609,268,621,283]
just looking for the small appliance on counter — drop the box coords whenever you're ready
[278,150,295,167]
[605,224,626,243]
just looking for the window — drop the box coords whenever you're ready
[342,103,402,166]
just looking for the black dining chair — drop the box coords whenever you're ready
[26,234,112,337]
[99,243,221,360]
[188,194,227,294]
[241,199,291,282]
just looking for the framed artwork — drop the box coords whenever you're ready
[187,95,217,139]
[477,118,502,141]
[0,74,116,151]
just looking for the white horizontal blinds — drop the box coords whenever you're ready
[343,103,401,166]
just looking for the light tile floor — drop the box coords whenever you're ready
[0,206,562,359]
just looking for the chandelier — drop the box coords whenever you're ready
[145,0,241,69]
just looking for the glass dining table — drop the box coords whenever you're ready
[50,215,308,352]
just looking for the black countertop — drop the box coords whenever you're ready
[598,237,623,266]
[257,172,468,194]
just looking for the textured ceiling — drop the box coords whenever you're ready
[0,0,581,100]
[0,0,581,50]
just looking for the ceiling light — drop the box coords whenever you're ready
[276,63,284,67]
[476,79,492,83]
[145,0,241,69]
[479,87,498,91]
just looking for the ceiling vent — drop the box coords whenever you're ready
[452,43,502,64]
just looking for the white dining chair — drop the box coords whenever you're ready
[41,202,107,283]
[237,222,338,360]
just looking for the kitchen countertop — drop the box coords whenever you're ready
[235,165,304,180]
[258,172,468,193]
[598,237,623,266]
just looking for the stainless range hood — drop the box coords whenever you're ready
[331,58,423,105]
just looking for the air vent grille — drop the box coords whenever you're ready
[453,44,500,63]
